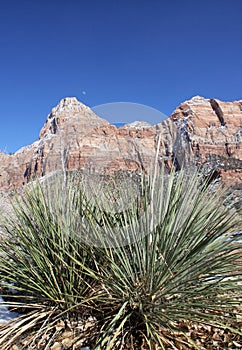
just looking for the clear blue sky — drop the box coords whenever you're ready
[0,0,241,153]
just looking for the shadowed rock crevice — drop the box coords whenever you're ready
[225,141,232,157]
[209,98,226,127]
[51,117,58,134]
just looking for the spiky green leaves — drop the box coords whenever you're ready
[0,168,241,349]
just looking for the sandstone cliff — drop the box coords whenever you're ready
[0,96,241,193]
[171,96,242,184]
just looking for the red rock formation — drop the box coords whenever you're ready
[0,96,241,193]
[170,96,242,185]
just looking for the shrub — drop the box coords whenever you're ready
[0,168,241,349]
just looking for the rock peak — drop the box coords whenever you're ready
[51,97,90,116]
[59,97,78,104]
[39,97,105,139]
[191,95,207,101]
[186,95,209,106]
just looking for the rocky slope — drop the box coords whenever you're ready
[0,96,241,193]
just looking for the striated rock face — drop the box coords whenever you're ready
[0,96,241,193]
[170,96,242,185]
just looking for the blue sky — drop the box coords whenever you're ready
[0,0,241,153]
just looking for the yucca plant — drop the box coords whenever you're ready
[0,167,241,349]
[66,168,242,349]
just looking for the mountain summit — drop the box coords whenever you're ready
[39,97,108,139]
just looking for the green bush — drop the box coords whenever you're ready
[0,168,241,349]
